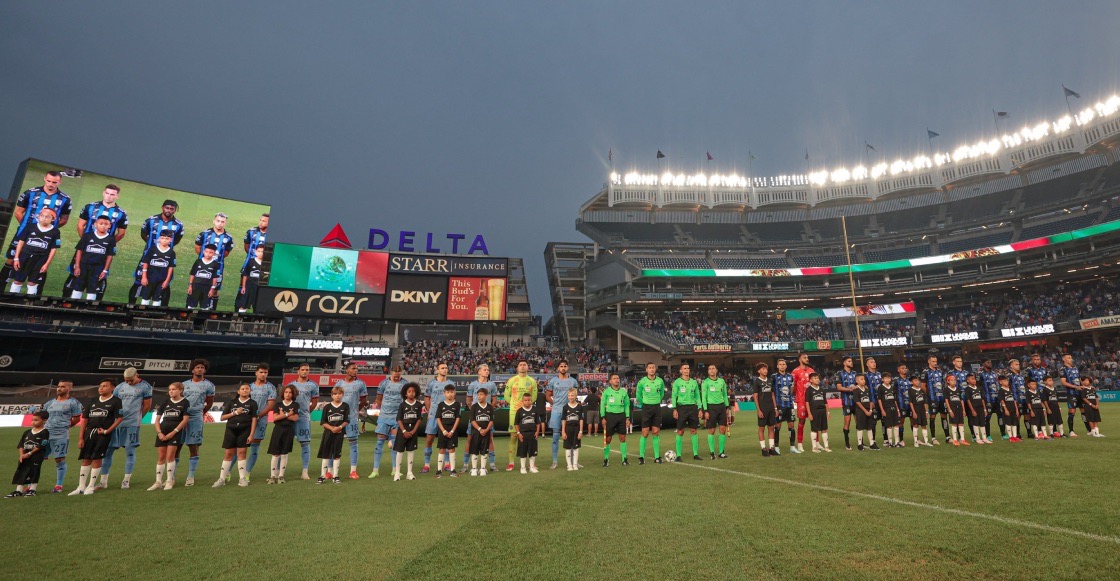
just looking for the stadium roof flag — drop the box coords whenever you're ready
[608,148,612,162]
[927,129,939,139]
[656,150,666,159]
[865,142,876,152]
[996,111,1009,117]
[706,151,714,161]
[319,223,353,249]
[1063,85,1081,99]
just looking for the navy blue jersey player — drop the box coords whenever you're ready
[3,171,71,283]
[130,200,185,304]
[241,214,268,271]
[193,213,235,309]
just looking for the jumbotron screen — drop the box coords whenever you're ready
[262,242,508,321]
[2,159,272,312]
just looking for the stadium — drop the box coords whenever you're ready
[3,8,1120,574]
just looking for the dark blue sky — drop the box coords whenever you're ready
[3,2,1118,317]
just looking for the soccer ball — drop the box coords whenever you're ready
[663,450,677,462]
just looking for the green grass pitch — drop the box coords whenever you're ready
[3,159,269,310]
[0,407,1117,579]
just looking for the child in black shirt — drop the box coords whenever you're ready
[393,383,423,481]
[515,393,540,473]
[560,388,584,471]
[317,387,349,483]
[267,385,299,484]
[215,383,258,487]
[149,382,190,491]
[69,216,116,300]
[434,384,462,478]
[7,411,50,498]
[467,388,493,476]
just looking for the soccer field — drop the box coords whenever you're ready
[1,408,1118,579]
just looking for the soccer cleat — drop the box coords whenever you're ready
[435,471,443,479]
[212,480,225,488]
[278,477,285,484]
[349,471,359,480]
[823,447,832,452]
[898,441,905,448]
[945,437,951,444]
[24,490,36,497]
[869,443,880,451]
[931,439,940,446]
[470,469,478,477]
[506,463,515,472]
[711,453,716,460]
[845,445,852,451]
[479,469,487,476]
[238,479,249,487]
[521,468,528,474]
[317,477,325,484]
[718,453,728,459]
[550,462,558,470]
[147,482,163,491]
[602,460,609,468]
[449,471,459,478]
[961,439,971,446]
[770,448,781,456]
[421,465,430,474]
[266,478,277,484]
[857,444,865,451]
[489,464,499,472]
[789,447,802,454]
[986,436,994,443]
[674,456,683,463]
[1002,434,1010,440]
[68,488,84,496]
[53,485,63,494]
[693,455,702,461]
[1069,432,1078,437]
[4,491,22,499]
[368,471,379,479]
[812,447,821,453]
[393,474,401,482]
[621,459,629,466]
[639,457,646,465]
[951,440,960,446]
[406,473,416,481]
[185,477,195,487]
[301,471,311,480]
[333,477,341,484]
[529,466,539,474]
[163,480,174,490]
[762,448,770,457]
[120,479,130,490]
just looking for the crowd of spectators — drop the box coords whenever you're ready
[923,304,1000,335]
[636,314,842,345]
[400,341,616,374]
[1003,279,1120,328]
[858,319,916,339]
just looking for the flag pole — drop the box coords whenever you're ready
[842,215,865,373]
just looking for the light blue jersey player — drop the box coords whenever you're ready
[245,365,277,476]
[41,381,83,492]
[462,365,498,470]
[180,358,216,485]
[371,366,406,478]
[335,363,368,478]
[289,363,320,478]
[100,368,153,489]
[547,363,579,467]
[423,363,455,472]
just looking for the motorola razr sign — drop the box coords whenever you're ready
[255,286,385,320]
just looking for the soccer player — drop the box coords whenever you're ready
[515,393,541,474]
[318,387,349,484]
[865,358,886,444]
[1008,359,1029,439]
[920,355,946,445]
[193,213,235,310]
[41,381,82,493]
[853,374,876,451]
[671,363,702,461]
[561,388,584,471]
[435,384,462,478]
[908,376,931,446]
[422,363,455,474]
[792,353,815,453]
[335,363,367,479]
[1041,376,1064,438]
[130,200,184,305]
[979,359,1004,439]
[943,374,968,446]
[68,216,116,300]
[773,359,797,453]
[215,383,258,487]
[265,386,299,484]
[964,374,990,444]
[3,171,71,284]
[467,388,494,476]
[288,364,319,480]
[149,382,190,490]
[895,363,912,440]
[503,360,538,471]
[1081,378,1103,437]
[835,357,857,451]
[393,383,423,481]
[998,376,1021,442]
[702,364,730,460]
[372,365,406,478]
[8,208,61,296]
[7,411,50,498]
[600,373,631,467]
[546,360,579,470]
[462,364,497,472]
[180,358,215,486]
[99,367,153,490]
[137,230,176,306]
[805,373,831,452]
[71,380,123,495]
[241,213,268,272]
[879,372,901,448]
[1059,353,1085,437]
[753,363,779,457]
[186,244,221,309]
[947,355,970,426]
[246,363,277,478]
[64,184,128,299]
[236,246,264,313]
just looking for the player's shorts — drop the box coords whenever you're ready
[675,405,700,430]
[223,426,252,449]
[757,407,777,427]
[12,253,50,285]
[267,424,295,455]
[948,402,965,424]
[796,400,808,420]
[468,430,492,455]
[563,423,582,450]
[295,417,312,443]
[79,429,112,460]
[777,408,795,423]
[640,404,663,429]
[882,406,900,427]
[854,411,873,431]
[1067,393,1082,409]
[1047,402,1062,422]
[393,432,418,453]
[48,437,69,459]
[913,406,928,426]
[706,405,728,429]
[516,434,538,458]
[12,458,44,486]
[928,400,946,415]
[548,410,565,432]
[344,415,361,439]
[842,402,854,416]
[899,406,911,418]
[1003,407,1020,422]
[110,425,141,449]
[184,414,205,446]
[1030,409,1046,429]
[425,413,440,436]
[1084,406,1101,423]
[154,428,183,448]
[72,263,107,293]
[604,413,627,436]
[809,407,829,432]
[375,416,397,437]
[437,432,459,450]
[252,419,269,442]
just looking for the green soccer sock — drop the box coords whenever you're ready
[653,437,661,458]
[690,434,699,455]
[719,434,727,454]
[639,436,647,457]
[675,435,683,456]
[603,443,611,460]
[707,434,715,453]
[620,442,628,458]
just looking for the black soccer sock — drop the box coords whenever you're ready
[997,414,1006,436]
[940,417,949,435]
[843,429,850,447]
[1067,412,1075,432]
[928,417,936,438]
[788,428,795,446]
[1083,416,1090,433]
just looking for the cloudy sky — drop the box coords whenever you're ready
[3,1,1118,318]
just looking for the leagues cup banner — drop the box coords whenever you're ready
[446,277,507,321]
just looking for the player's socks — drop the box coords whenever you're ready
[941,418,949,436]
[520,457,527,472]
[652,437,660,458]
[247,443,260,473]
[718,434,726,454]
[821,433,830,449]
[707,434,715,454]
[639,436,647,458]
[188,455,199,478]
[166,462,177,483]
[348,440,359,470]
[26,284,39,295]
[922,428,930,443]
[374,438,386,470]
[1067,413,1075,433]
[77,465,90,491]
[124,448,137,476]
[529,457,537,472]
[856,430,863,446]
[301,442,311,471]
[689,434,699,455]
[86,293,96,300]
[321,460,329,477]
[279,454,289,477]
[675,435,683,456]
[87,467,101,490]
[572,448,580,468]
[1083,417,1090,433]
[155,464,166,484]
[797,421,805,444]
[270,456,280,479]
[603,443,611,460]
[843,428,850,448]
[237,459,248,482]
[56,460,67,487]
[423,446,433,467]
[70,290,83,299]
[620,441,628,458]
[448,453,455,473]
[101,447,115,478]
[220,460,232,481]
[488,450,496,467]
[552,434,561,462]
[928,418,936,438]
[759,439,766,449]
[404,451,414,477]
[789,428,796,446]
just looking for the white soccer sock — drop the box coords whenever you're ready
[237,459,247,481]
[913,425,920,444]
[1031,425,1039,437]
[321,459,329,477]
[155,464,166,483]
[88,467,101,490]
[9,283,21,293]
[166,462,176,482]
[140,299,150,306]
[564,450,572,468]
[270,456,280,478]
[520,457,527,470]
[220,460,232,480]
[856,431,864,446]
[279,454,288,475]
[71,290,83,299]
[470,455,478,470]
[573,449,580,466]
[77,465,90,490]
[448,454,455,472]
[821,433,830,448]
[405,451,415,475]
[759,440,766,449]
[26,285,38,296]
[767,438,774,448]
[28,483,37,492]
[152,300,161,307]
[86,293,97,300]
[922,428,930,443]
